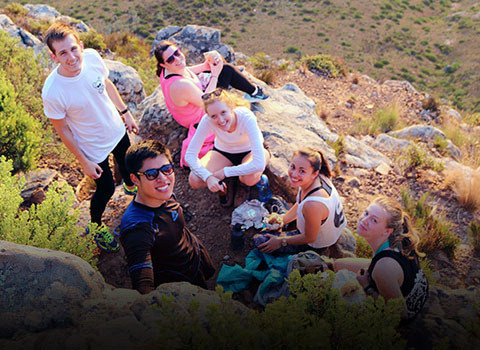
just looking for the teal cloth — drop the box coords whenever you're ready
[216,249,292,296]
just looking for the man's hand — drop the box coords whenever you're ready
[124,112,139,134]
[81,159,103,179]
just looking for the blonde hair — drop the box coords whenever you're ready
[293,147,332,178]
[43,22,80,54]
[202,88,249,112]
[372,196,424,259]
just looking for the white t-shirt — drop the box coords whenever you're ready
[296,175,347,249]
[42,49,125,163]
[185,106,265,181]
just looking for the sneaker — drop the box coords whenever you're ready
[244,87,269,103]
[123,182,137,196]
[94,225,120,252]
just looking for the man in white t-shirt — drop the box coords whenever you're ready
[42,22,139,252]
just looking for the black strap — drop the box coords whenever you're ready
[164,73,182,79]
[299,186,322,203]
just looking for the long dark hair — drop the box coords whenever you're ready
[153,40,175,77]
[293,147,332,178]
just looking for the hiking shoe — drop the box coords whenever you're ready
[94,225,120,252]
[244,87,269,103]
[123,182,137,196]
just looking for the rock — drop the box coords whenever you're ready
[375,162,391,175]
[20,168,59,203]
[23,4,60,22]
[150,26,183,54]
[105,59,146,116]
[383,80,418,95]
[23,4,89,32]
[151,25,235,64]
[343,136,392,168]
[389,125,446,142]
[346,177,361,188]
[136,86,185,153]
[0,14,46,56]
[445,140,462,160]
[370,133,412,153]
[439,105,462,122]
[336,227,356,255]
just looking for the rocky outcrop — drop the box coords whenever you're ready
[23,4,89,33]
[0,241,248,348]
[0,14,45,55]
[151,25,235,64]
[105,59,146,116]
[19,169,61,205]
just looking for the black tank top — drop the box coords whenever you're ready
[368,250,429,319]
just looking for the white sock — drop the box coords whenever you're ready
[251,86,258,95]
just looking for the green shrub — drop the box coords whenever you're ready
[152,272,404,349]
[0,71,42,172]
[80,29,106,51]
[468,220,480,250]
[285,46,299,54]
[4,2,28,16]
[326,136,345,158]
[433,135,448,154]
[401,188,460,257]
[0,31,48,123]
[375,104,399,132]
[0,157,97,265]
[300,54,347,78]
[354,232,372,258]
[399,144,444,172]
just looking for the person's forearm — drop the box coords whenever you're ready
[105,78,128,111]
[189,61,209,74]
[52,121,90,166]
[282,204,298,225]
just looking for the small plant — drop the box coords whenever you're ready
[326,136,345,158]
[284,46,299,54]
[433,135,448,154]
[0,71,42,172]
[354,232,372,258]
[401,188,460,257]
[468,220,480,250]
[80,29,106,51]
[445,169,480,212]
[352,104,400,136]
[0,157,97,265]
[399,144,444,172]
[300,54,347,78]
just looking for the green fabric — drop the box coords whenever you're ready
[216,249,292,295]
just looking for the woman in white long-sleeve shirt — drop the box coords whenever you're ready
[185,88,270,205]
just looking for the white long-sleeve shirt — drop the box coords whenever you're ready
[185,106,265,182]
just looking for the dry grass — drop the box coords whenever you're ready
[445,168,480,212]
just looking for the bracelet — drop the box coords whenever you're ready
[119,108,129,115]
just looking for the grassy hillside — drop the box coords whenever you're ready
[3,0,479,113]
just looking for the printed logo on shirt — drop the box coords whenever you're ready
[171,210,178,222]
[92,77,105,94]
[334,203,345,228]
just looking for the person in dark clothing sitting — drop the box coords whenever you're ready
[119,140,215,294]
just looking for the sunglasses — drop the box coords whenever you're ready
[137,164,174,180]
[201,88,224,100]
[165,49,181,64]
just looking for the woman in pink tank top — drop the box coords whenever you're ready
[154,41,268,167]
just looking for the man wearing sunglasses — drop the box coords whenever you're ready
[119,140,215,294]
[42,22,139,252]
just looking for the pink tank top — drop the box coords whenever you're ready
[160,68,204,128]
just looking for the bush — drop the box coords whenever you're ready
[398,144,444,172]
[0,157,97,265]
[445,169,480,212]
[80,29,106,51]
[354,232,372,258]
[0,71,42,172]
[468,220,480,251]
[300,55,347,78]
[326,136,345,158]
[152,272,404,349]
[401,189,460,257]
[352,104,400,136]
[0,31,48,122]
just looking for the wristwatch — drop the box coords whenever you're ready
[281,237,287,247]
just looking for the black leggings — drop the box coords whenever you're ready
[216,63,256,95]
[90,132,133,225]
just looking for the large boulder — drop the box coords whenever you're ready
[23,4,89,32]
[151,25,235,64]
[0,14,45,55]
[105,59,146,116]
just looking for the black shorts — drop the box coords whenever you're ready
[213,146,251,166]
